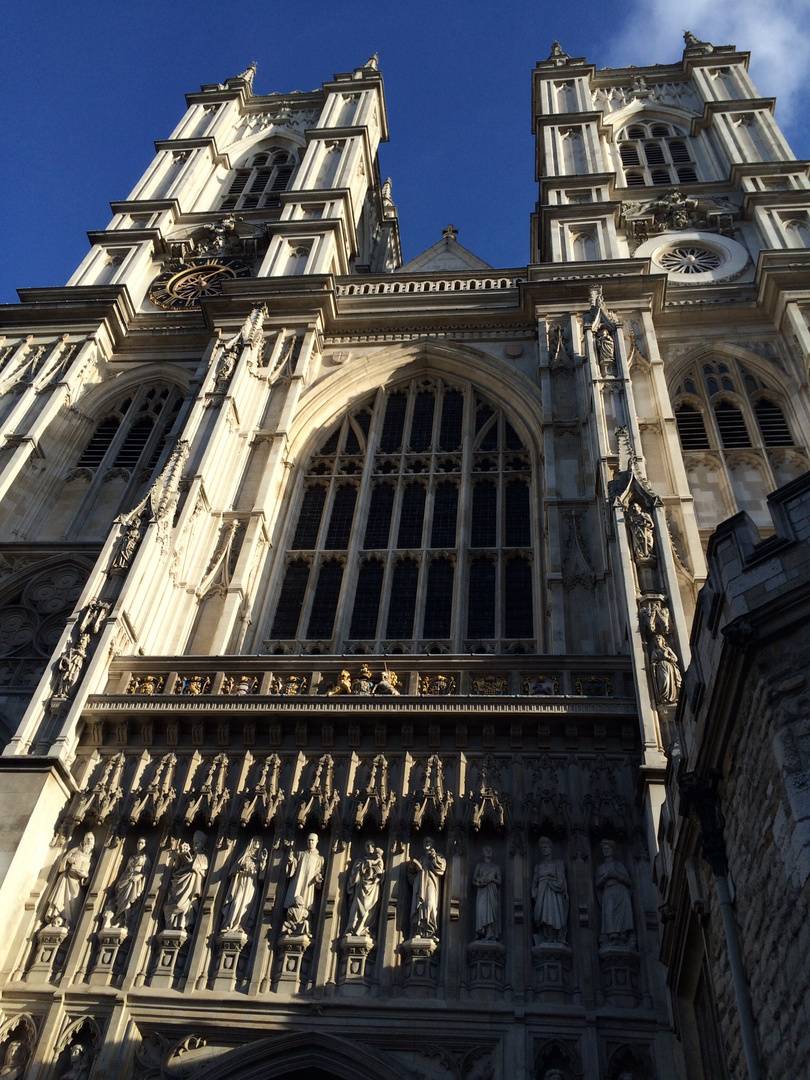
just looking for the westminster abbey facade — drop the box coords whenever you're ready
[0,30,808,1080]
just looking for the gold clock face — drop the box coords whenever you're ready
[148,257,252,309]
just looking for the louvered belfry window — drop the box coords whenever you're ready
[266,379,537,652]
[220,149,297,211]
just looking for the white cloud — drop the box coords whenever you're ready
[604,0,810,147]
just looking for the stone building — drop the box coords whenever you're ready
[0,30,807,1080]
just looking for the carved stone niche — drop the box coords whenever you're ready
[338,934,374,994]
[530,940,573,1002]
[598,944,640,1009]
[466,938,506,992]
[399,935,438,991]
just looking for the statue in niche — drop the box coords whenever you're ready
[220,837,268,933]
[594,326,616,373]
[626,502,655,560]
[103,837,151,928]
[595,839,635,946]
[345,841,385,937]
[531,836,569,944]
[373,669,400,695]
[650,634,682,704]
[45,832,95,928]
[327,670,352,695]
[110,518,141,573]
[282,833,324,936]
[60,1044,92,1080]
[0,1042,29,1080]
[55,633,90,698]
[407,836,446,940]
[472,846,501,941]
[164,831,208,931]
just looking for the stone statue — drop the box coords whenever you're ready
[55,633,90,698]
[531,836,569,943]
[164,831,208,931]
[346,840,385,937]
[407,836,446,939]
[595,839,635,945]
[282,833,324,936]
[328,670,352,695]
[0,1041,29,1080]
[472,846,501,940]
[220,837,267,933]
[104,838,150,927]
[60,1044,92,1080]
[111,518,141,572]
[595,325,615,371]
[372,669,400,695]
[650,634,682,704]
[627,502,655,560]
[45,833,95,928]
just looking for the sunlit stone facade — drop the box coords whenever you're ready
[0,33,808,1080]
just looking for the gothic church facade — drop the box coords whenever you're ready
[0,31,807,1080]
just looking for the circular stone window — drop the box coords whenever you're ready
[634,230,750,285]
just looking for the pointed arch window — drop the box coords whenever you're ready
[262,379,538,652]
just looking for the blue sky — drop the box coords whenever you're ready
[2,0,809,304]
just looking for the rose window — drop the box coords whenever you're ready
[657,246,723,274]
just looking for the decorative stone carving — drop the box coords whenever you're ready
[59,1042,93,1080]
[407,837,446,940]
[353,754,397,829]
[103,838,150,929]
[351,664,374,694]
[345,841,385,938]
[222,674,258,695]
[650,634,682,705]
[45,833,95,928]
[281,833,324,936]
[523,675,559,695]
[472,846,501,940]
[411,754,453,830]
[584,756,628,835]
[595,326,616,376]
[109,515,143,576]
[220,837,267,933]
[185,753,230,827]
[548,322,574,371]
[525,756,569,835]
[54,632,90,699]
[0,1039,30,1080]
[532,837,569,944]
[130,753,176,825]
[468,755,508,831]
[596,840,635,946]
[471,675,507,696]
[238,753,284,828]
[296,754,340,829]
[75,752,125,824]
[163,831,208,931]
[372,669,400,695]
[174,675,211,695]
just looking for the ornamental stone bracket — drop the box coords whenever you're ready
[29,925,69,981]
[598,944,640,1009]
[338,933,375,994]
[530,941,573,1002]
[400,935,438,989]
[212,929,249,991]
[274,933,311,993]
[466,938,506,992]
[151,928,187,989]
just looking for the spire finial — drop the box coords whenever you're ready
[365,53,379,70]
[381,177,393,203]
[236,61,258,88]
[442,224,458,241]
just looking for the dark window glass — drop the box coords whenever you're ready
[479,419,499,451]
[714,401,751,448]
[471,481,497,547]
[324,484,357,548]
[505,557,533,637]
[620,144,640,166]
[248,168,272,193]
[319,430,340,455]
[364,483,395,548]
[386,558,419,638]
[345,423,362,455]
[675,405,711,450]
[651,124,670,137]
[271,560,310,637]
[468,557,495,638]
[270,166,293,191]
[78,417,120,468]
[625,173,645,187]
[505,480,530,546]
[379,393,406,452]
[409,391,435,451]
[306,560,344,638]
[651,169,671,185]
[475,401,495,433]
[349,560,384,638]
[438,390,464,449]
[669,139,690,162]
[677,166,698,183]
[397,482,426,547]
[754,399,793,446]
[628,126,645,138]
[113,417,153,469]
[292,486,326,548]
[644,142,666,164]
[504,420,523,450]
[431,482,458,547]
[423,558,454,638]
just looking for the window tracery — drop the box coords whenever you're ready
[220,149,297,212]
[618,121,698,187]
[264,380,537,653]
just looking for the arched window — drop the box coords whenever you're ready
[617,121,698,186]
[263,379,538,652]
[675,403,710,450]
[220,149,297,211]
